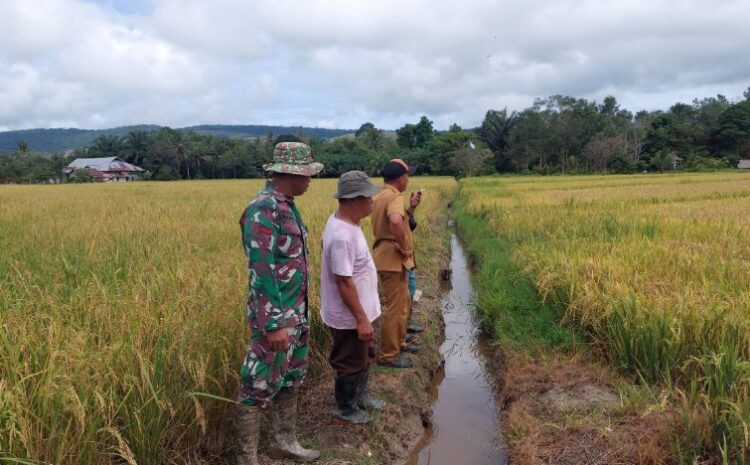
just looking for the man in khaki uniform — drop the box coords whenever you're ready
[371,159,418,368]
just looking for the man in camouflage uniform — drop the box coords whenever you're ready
[235,142,324,465]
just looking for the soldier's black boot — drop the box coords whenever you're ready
[356,370,386,410]
[335,372,369,424]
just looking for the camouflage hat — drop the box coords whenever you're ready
[263,142,324,176]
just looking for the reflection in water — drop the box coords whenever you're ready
[405,236,506,465]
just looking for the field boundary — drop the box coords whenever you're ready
[453,194,578,348]
[273,182,455,465]
[453,181,678,465]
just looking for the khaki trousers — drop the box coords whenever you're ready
[377,270,410,362]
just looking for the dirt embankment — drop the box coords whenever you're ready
[491,348,679,465]
[249,264,448,465]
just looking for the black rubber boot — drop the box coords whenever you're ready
[400,343,420,353]
[335,372,369,424]
[356,371,386,410]
[376,356,413,368]
[407,320,425,333]
[407,305,424,333]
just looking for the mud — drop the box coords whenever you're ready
[540,384,619,413]
[253,265,447,465]
[270,293,444,465]
[498,351,677,465]
[248,225,677,465]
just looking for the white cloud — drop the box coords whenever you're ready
[0,62,98,127]
[0,0,749,131]
[58,24,206,93]
[0,0,85,60]
[147,0,270,60]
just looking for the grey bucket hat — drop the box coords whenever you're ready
[334,170,381,199]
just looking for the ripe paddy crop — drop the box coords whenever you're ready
[458,171,750,462]
[0,177,456,464]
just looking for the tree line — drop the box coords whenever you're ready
[2,89,749,183]
[479,91,750,174]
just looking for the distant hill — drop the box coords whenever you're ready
[0,125,161,153]
[0,124,354,153]
[329,130,398,141]
[183,124,353,141]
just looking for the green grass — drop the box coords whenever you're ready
[454,197,578,348]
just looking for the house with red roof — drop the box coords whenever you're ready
[63,157,145,182]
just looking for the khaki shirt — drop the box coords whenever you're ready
[371,184,415,272]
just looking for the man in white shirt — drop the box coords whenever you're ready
[321,171,387,424]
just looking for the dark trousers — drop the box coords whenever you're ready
[328,327,375,375]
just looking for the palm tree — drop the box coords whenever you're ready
[125,130,151,166]
[89,135,125,158]
[173,131,202,180]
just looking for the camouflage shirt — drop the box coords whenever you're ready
[240,181,310,334]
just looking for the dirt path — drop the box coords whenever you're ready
[247,270,446,465]
[236,186,458,465]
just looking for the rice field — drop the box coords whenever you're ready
[0,177,456,464]
[458,171,750,462]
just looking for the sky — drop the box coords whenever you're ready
[1,0,749,131]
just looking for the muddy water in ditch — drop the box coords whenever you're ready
[405,235,506,465]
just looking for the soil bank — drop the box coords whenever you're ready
[250,218,452,465]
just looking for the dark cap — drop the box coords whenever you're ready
[381,158,417,180]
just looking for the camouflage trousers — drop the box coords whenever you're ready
[238,325,310,408]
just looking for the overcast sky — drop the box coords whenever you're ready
[1,0,749,131]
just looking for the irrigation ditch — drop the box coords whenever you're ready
[442,194,677,465]
[294,188,672,465]
[404,234,507,465]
